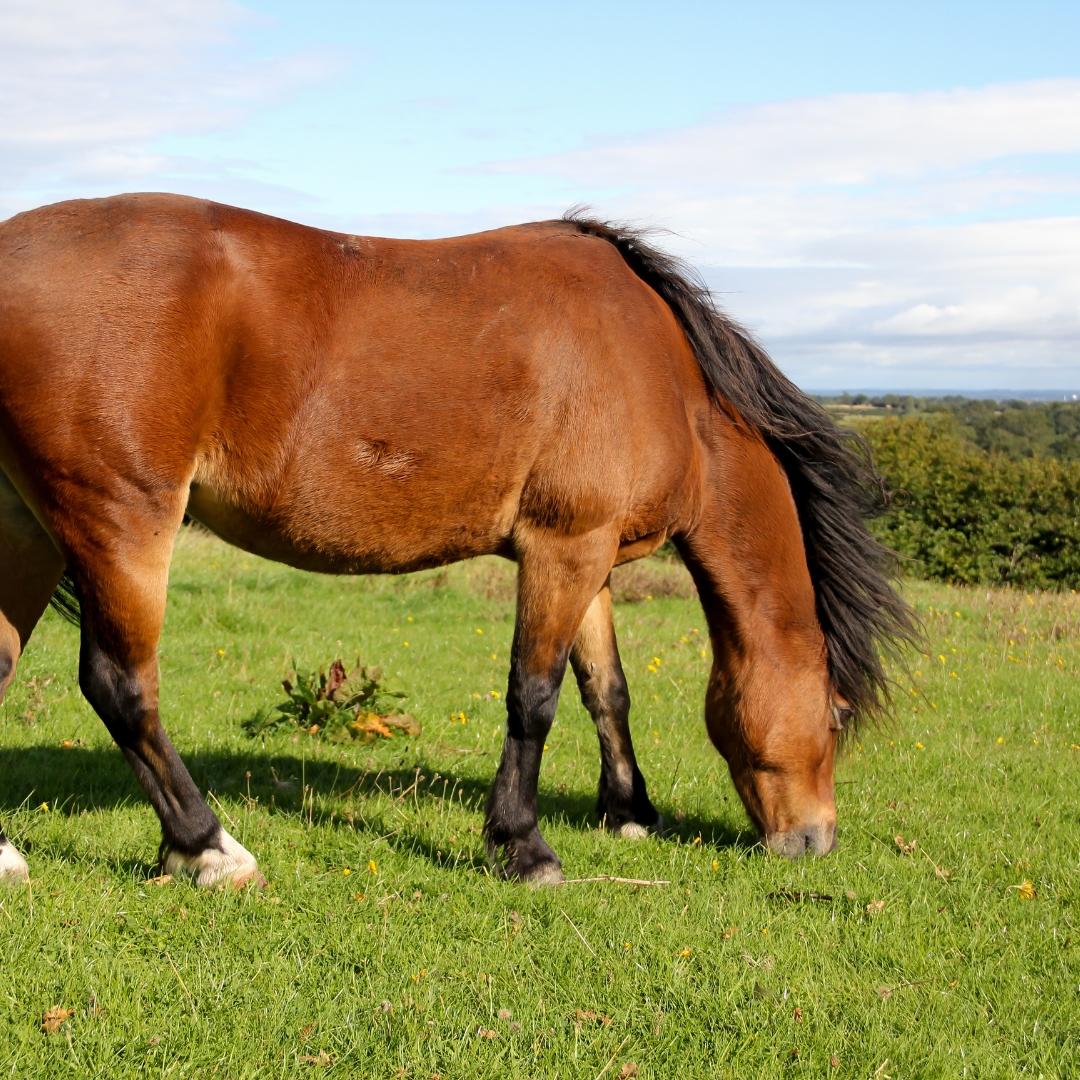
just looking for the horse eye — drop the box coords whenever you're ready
[830,706,853,732]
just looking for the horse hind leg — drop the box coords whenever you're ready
[0,467,65,703]
[570,581,661,838]
[67,503,261,888]
[485,525,618,883]
[0,468,65,884]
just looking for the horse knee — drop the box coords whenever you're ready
[505,669,561,738]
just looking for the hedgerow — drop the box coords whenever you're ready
[860,415,1080,589]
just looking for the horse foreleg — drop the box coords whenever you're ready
[570,581,660,838]
[73,529,261,888]
[484,526,617,883]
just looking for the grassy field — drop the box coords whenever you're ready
[1,528,1078,1078]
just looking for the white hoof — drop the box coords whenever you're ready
[164,828,263,889]
[616,815,663,840]
[0,840,30,885]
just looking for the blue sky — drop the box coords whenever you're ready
[3,1,1079,390]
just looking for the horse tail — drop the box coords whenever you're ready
[49,572,81,625]
[564,210,918,722]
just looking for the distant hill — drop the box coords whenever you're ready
[815,395,1080,461]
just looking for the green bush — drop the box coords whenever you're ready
[860,416,1080,589]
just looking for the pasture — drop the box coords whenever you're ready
[1,528,1077,1078]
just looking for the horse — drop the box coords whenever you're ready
[0,194,914,888]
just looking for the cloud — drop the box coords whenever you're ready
[493,81,1080,192]
[483,80,1080,388]
[0,0,333,209]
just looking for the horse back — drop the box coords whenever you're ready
[0,194,708,572]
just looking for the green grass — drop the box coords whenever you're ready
[2,528,1079,1078]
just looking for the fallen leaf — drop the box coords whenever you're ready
[573,1009,611,1026]
[299,1050,332,1066]
[830,1054,840,1068]
[723,926,739,938]
[299,1022,317,1043]
[147,874,173,886]
[894,834,916,855]
[476,1026,498,1039]
[618,1066,638,1079]
[350,714,393,739]
[866,900,886,915]
[793,1007,803,1022]
[41,1006,73,1033]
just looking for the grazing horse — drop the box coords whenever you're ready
[0,195,913,887]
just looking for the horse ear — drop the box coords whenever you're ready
[829,694,853,732]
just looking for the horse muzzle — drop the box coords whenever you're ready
[762,820,837,858]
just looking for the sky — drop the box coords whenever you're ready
[2,0,1079,392]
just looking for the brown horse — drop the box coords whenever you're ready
[0,194,913,887]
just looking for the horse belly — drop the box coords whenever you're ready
[186,467,521,575]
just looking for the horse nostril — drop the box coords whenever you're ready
[806,823,838,857]
[764,823,837,859]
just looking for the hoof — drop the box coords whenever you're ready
[613,814,664,840]
[496,828,564,885]
[164,828,264,889]
[0,841,29,886]
[522,862,566,886]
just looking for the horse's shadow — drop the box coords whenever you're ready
[0,744,751,869]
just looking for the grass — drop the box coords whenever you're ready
[1,527,1079,1078]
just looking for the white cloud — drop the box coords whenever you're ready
[0,0,331,210]
[493,81,1080,193]
[485,81,1080,388]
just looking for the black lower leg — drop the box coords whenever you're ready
[80,638,221,858]
[485,662,565,880]
[569,591,659,831]
[578,668,659,830]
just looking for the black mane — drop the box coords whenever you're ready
[565,210,918,721]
